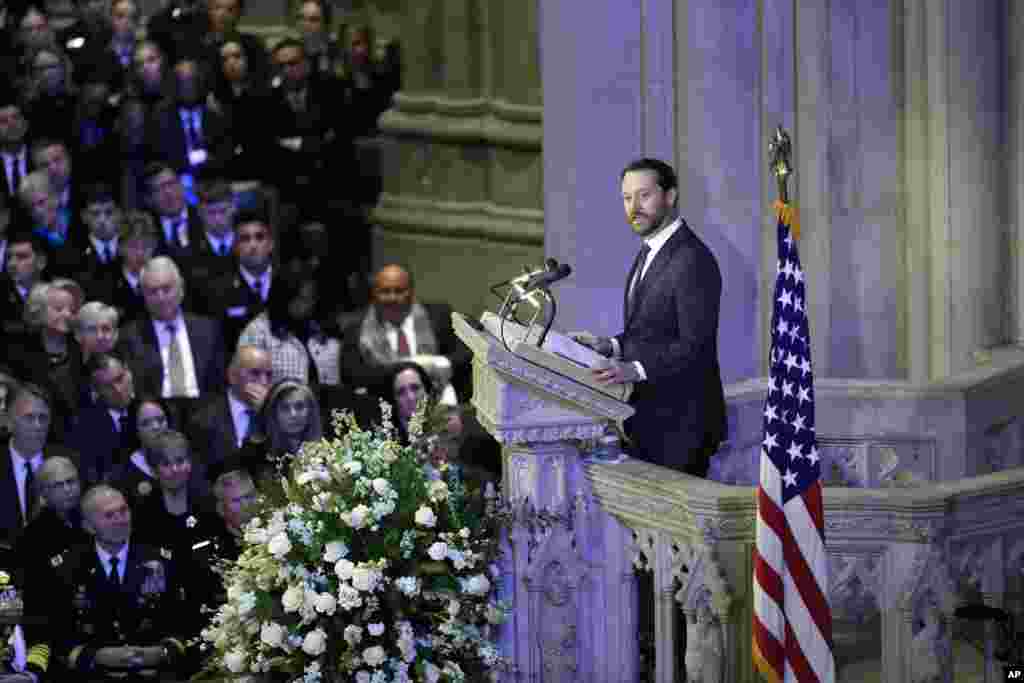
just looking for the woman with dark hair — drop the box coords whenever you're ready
[238,378,322,485]
[238,261,338,388]
[211,38,273,182]
[389,360,433,445]
[109,395,174,501]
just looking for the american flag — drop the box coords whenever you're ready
[752,204,835,683]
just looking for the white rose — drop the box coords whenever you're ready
[428,542,448,562]
[344,626,364,647]
[371,478,390,495]
[314,592,337,615]
[459,527,471,539]
[428,480,449,501]
[368,622,385,636]
[351,566,378,592]
[466,574,492,596]
[343,624,363,646]
[267,532,292,558]
[356,672,371,683]
[348,504,371,529]
[335,559,355,581]
[301,628,328,656]
[363,645,386,668]
[447,599,460,617]
[423,661,441,683]
[224,650,247,673]
[226,584,243,602]
[260,621,286,649]
[323,540,349,563]
[414,505,437,528]
[281,585,304,613]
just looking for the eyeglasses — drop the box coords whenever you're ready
[138,415,168,430]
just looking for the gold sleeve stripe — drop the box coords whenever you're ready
[68,645,85,669]
[26,643,50,670]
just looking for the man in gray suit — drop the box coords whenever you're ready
[575,158,726,475]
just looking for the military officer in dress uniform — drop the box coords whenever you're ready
[24,484,192,681]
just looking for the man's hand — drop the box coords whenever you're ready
[570,331,614,358]
[241,382,269,410]
[592,359,642,385]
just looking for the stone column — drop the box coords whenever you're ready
[1010,1,1024,346]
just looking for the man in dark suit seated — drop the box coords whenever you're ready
[341,263,472,403]
[0,383,79,549]
[72,183,122,284]
[179,176,237,286]
[82,211,159,324]
[196,209,273,350]
[118,255,226,406]
[70,352,139,486]
[30,139,80,247]
[573,157,727,476]
[0,94,32,210]
[20,484,191,681]
[0,232,47,342]
[142,163,201,262]
[16,170,81,277]
[186,344,271,471]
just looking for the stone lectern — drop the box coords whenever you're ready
[453,312,641,683]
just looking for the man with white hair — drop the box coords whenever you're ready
[73,302,119,361]
[20,484,190,680]
[118,255,226,401]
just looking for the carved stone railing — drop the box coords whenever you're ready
[582,459,1024,683]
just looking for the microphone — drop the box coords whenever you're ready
[954,604,1010,622]
[521,263,573,292]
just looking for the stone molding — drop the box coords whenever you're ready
[381,94,542,148]
[373,194,543,245]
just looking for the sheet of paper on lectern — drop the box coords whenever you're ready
[479,312,632,402]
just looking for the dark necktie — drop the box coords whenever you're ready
[108,555,121,589]
[8,156,21,195]
[396,328,410,357]
[628,244,652,310]
[22,460,36,526]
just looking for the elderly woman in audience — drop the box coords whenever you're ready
[132,429,216,558]
[238,261,338,388]
[15,455,87,568]
[110,396,175,502]
[17,170,67,248]
[71,301,119,362]
[7,278,84,443]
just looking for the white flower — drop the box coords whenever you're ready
[414,505,437,528]
[335,559,355,581]
[337,584,363,611]
[465,574,492,596]
[244,524,268,545]
[313,592,337,615]
[351,566,379,592]
[447,599,460,617]
[356,672,371,683]
[363,645,386,668]
[343,624,363,646]
[428,542,448,562]
[344,460,363,475]
[344,626,364,647]
[323,540,349,563]
[423,661,441,683]
[301,628,328,655]
[260,621,286,648]
[459,527,471,539]
[371,477,390,495]
[395,576,420,597]
[281,585,304,613]
[224,649,247,673]
[268,532,292,558]
[347,504,371,529]
[368,622,385,636]
[428,480,449,502]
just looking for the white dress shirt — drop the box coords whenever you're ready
[9,445,43,521]
[161,210,189,247]
[227,391,253,447]
[152,313,201,398]
[108,408,128,432]
[205,231,234,256]
[240,265,271,302]
[96,542,129,582]
[384,315,418,356]
[124,270,140,293]
[90,236,118,264]
[3,150,26,195]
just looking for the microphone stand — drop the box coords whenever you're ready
[495,282,557,352]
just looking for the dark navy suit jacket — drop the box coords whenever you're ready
[616,219,727,473]
[118,312,227,399]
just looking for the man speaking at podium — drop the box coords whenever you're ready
[573,158,726,476]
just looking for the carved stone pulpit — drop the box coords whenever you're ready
[453,313,640,683]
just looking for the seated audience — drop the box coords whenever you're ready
[110,396,173,502]
[295,0,343,78]
[15,454,87,586]
[0,232,48,341]
[0,383,78,547]
[180,175,237,284]
[71,351,139,485]
[186,344,271,470]
[0,93,31,208]
[21,46,77,145]
[341,263,471,402]
[198,0,270,84]
[240,378,321,484]
[118,255,226,401]
[30,139,77,239]
[73,182,122,280]
[340,23,400,139]
[211,38,273,182]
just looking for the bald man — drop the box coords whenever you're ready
[340,263,472,402]
[186,344,272,469]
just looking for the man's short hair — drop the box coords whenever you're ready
[7,230,47,255]
[24,278,85,328]
[140,256,183,291]
[17,169,51,206]
[213,468,254,502]
[84,351,126,381]
[81,484,123,520]
[119,209,159,245]
[142,162,175,188]
[232,208,274,238]
[80,182,116,208]
[197,177,233,204]
[272,36,305,56]
[295,0,331,27]
[29,138,67,166]
[620,157,678,195]
[144,430,190,470]
[73,301,119,335]
[11,382,52,411]
[37,455,77,487]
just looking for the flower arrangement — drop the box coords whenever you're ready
[198,405,509,683]
[0,570,18,668]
